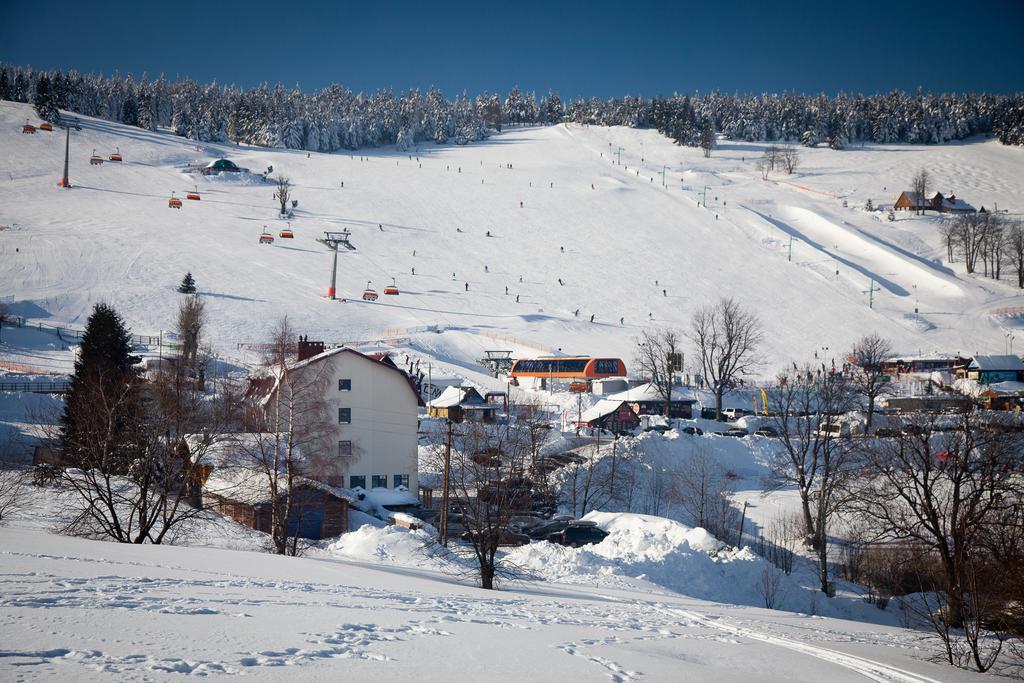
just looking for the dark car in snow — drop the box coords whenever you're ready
[546,520,608,547]
[679,426,704,436]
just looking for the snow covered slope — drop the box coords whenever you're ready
[2,100,1022,372]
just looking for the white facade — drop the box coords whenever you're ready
[284,349,420,492]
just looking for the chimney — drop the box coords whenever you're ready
[297,335,325,362]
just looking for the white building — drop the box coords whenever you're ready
[245,347,423,492]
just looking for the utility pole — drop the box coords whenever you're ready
[737,500,750,547]
[576,392,582,436]
[440,420,453,547]
[863,279,879,309]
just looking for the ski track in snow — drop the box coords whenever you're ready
[650,603,942,683]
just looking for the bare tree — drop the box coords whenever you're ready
[766,366,856,593]
[633,328,683,417]
[911,168,930,216]
[0,301,10,344]
[54,366,220,544]
[778,145,800,174]
[758,566,785,609]
[939,221,958,263]
[848,333,893,433]
[952,213,985,274]
[0,462,27,525]
[238,316,332,555]
[676,446,738,540]
[273,175,292,216]
[1006,219,1024,289]
[176,294,205,373]
[563,435,620,518]
[426,418,535,589]
[689,297,763,420]
[757,157,771,181]
[847,409,1023,670]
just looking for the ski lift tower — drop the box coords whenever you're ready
[57,117,78,188]
[316,229,354,299]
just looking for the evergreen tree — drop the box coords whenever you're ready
[699,118,714,157]
[178,272,196,294]
[33,74,59,123]
[60,303,142,471]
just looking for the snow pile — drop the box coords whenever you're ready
[324,523,462,573]
[507,512,803,610]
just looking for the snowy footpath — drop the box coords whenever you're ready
[0,526,983,682]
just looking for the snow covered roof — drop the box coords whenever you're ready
[427,385,485,408]
[939,196,975,212]
[968,355,1024,371]
[184,432,305,468]
[983,381,1024,396]
[605,382,697,403]
[579,399,636,423]
[204,468,356,506]
[252,347,423,407]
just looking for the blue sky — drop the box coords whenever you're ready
[2,0,1022,98]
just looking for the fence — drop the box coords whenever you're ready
[0,381,69,394]
[6,316,175,351]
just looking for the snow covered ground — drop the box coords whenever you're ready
[1,100,1021,680]
[0,517,986,682]
[2,100,1023,382]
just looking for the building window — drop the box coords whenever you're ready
[371,474,388,489]
[337,440,352,456]
[349,475,365,489]
[393,474,409,489]
[338,407,351,424]
[338,379,351,391]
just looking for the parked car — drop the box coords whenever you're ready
[722,408,752,421]
[552,521,609,547]
[753,426,779,437]
[716,427,748,437]
[679,425,704,436]
[643,424,671,434]
[526,518,573,540]
[460,528,531,547]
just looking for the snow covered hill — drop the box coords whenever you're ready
[2,100,1023,374]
